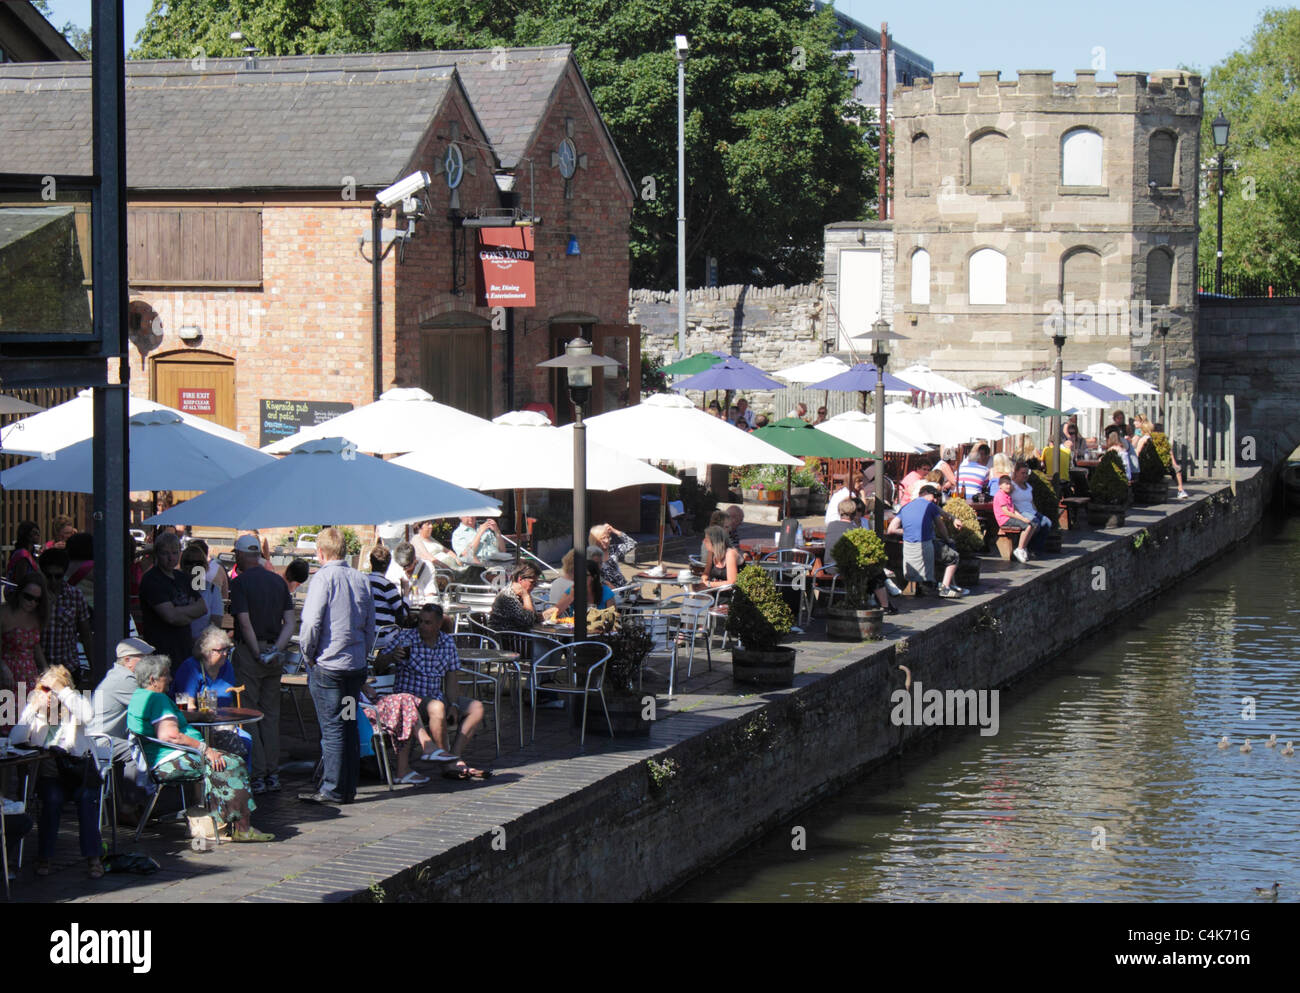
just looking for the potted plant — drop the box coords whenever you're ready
[1087,451,1130,528]
[826,528,887,641]
[727,564,796,685]
[943,495,986,588]
[1029,471,1065,551]
[587,621,655,736]
[1133,438,1170,504]
[740,465,790,506]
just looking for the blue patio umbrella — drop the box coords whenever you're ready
[806,363,921,413]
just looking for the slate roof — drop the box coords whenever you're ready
[0,46,631,192]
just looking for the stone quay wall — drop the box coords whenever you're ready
[631,283,825,418]
[365,470,1269,902]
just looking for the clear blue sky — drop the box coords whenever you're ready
[44,0,1270,77]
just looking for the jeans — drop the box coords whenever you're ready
[309,666,366,800]
[1026,511,1054,550]
[36,775,101,859]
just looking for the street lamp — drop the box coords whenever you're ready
[869,317,906,535]
[1156,306,1171,425]
[1212,110,1230,295]
[538,337,620,643]
[1050,313,1068,492]
[675,34,689,357]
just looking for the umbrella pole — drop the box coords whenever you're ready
[658,483,666,567]
[784,464,792,519]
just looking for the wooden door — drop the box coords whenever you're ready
[151,351,236,502]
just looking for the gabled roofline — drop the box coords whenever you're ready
[532,53,635,203]
[7,1,84,62]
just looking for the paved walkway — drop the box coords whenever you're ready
[8,495,1202,903]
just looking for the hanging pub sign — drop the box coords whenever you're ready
[476,227,535,307]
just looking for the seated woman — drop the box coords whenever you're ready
[550,558,613,617]
[172,626,251,761]
[548,549,577,611]
[15,664,103,879]
[487,563,543,632]
[699,526,740,589]
[127,655,272,843]
[1134,415,1190,499]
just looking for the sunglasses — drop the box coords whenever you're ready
[20,592,39,603]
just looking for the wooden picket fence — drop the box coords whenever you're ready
[0,387,90,553]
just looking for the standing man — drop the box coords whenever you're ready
[37,548,92,679]
[138,530,208,672]
[298,527,375,806]
[887,482,967,598]
[229,534,296,794]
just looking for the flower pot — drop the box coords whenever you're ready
[808,491,828,515]
[1086,502,1127,529]
[756,490,784,506]
[826,605,883,642]
[731,645,796,686]
[954,553,982,589]
[744,488,761,502]
[1132,480,1169,505]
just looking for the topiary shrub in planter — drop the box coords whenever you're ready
[727,564,796,685]
[944,496,985,587]
[1150,431,1174,474]
[1133,439,1170,504]
[1029,471,1064,551]
[586,620,655,736]
[1087,451,1129,528]
[827,528,886,641]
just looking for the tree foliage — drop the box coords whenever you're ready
[1196,8,1300,288]
[133,0,876,289]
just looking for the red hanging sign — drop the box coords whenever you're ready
[476,227,535,307]
[178,388,216,414]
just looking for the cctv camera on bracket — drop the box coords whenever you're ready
[376,171,432,209]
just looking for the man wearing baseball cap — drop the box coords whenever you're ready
[228,533,295,794]
[887,482,967,598]
[90,637,156,822]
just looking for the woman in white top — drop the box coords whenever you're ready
[412,520,463,570]
[15,664,104,879]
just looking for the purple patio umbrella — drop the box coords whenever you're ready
[806,363,921,412]
[670,357,788,394]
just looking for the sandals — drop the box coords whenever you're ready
[419,748,460,762]
[87,858,104,879]
[441,764,494,781]
[396,771,430,785]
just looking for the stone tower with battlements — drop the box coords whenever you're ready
[890,69,1202,390]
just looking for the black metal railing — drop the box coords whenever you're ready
[1197,264,1300,299]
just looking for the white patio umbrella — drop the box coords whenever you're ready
[0,395,44,415]
[261,387,490,455]
[884,364,973,397]
[394,410,679,492]
[1082,362,1160,397]
[585,392,802,562]
[0,410,273,493]
[0,388,246,456]
[771,355,852,383]
[905,399,1040,446]
[1005,379,1087,413]
[145,436,499,529]
[816,410,930,454]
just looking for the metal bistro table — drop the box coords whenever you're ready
[178,707,264,822]
[1,745,44,901]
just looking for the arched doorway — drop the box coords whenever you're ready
[150,349,236,501]
[419,312,492,418]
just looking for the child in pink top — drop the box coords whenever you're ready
[992,475,1036,563]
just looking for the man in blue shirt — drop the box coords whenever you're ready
[887,483,968,598]
[298,527,376,805]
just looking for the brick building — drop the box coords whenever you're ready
[0,47,639,452]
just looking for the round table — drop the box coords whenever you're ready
[457,647,521,674]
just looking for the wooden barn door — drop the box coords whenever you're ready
[150,351,236,503]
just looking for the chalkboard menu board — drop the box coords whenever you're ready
[259,398,353,448]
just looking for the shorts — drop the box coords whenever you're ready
[417,695,477,718]
[934,540,959,567]
[999,520,1027,532]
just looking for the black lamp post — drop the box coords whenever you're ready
[538,338,620,643]
[1050,314,1068,493]
[868,317,906,536]
[1212,110,1230,295]
[1156,305,1171,425]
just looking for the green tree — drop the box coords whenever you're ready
[1196,8,1300,289]
[133,0,876,289]
[32,0,91,57]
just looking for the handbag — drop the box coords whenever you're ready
[53,748,102,793]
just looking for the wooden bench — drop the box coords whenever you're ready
[995,527,1021,561]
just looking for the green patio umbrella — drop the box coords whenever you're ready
[974,390,1066,419]
[660,351,725,375]
[751,417,874,517]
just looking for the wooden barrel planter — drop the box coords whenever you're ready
[826,605,883,642]
[954,553,982,589]
[1086,502,1127,529]
[1132,480,1169,505]
[731,645,796,686]
[788,486,811,516]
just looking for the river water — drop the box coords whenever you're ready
[670,513,1300,903]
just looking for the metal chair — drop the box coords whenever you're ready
[481,566,511,590]
[629,609,680,696]
[88,733,118,852]
[528,641,614,747]
[609,582,641,605]
[481,628,563,747]
[130,732,205,841]
[662,592,714,680]
[446,667,502,757]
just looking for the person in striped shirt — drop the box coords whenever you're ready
[957,444,992,501]
[366,544,408,652]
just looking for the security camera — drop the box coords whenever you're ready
[675,34,689,54]
[376,171,432,209]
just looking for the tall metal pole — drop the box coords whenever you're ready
[1214,150,1225,296]
[572,403,588,643]
[873,373,886,535]
[372,204,384,400]
[676,49,687,356]
[1052,336,1065,491]
[879,23,889,221]
[90,0,129,684]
